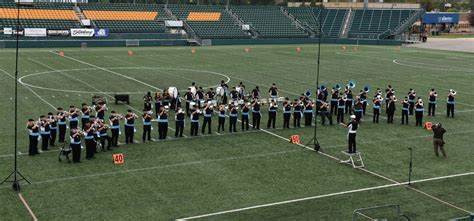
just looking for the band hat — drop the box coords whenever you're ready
[350,115,356,119]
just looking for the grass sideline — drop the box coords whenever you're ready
[0,44,473,220]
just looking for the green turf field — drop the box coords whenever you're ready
[0,44,473,220]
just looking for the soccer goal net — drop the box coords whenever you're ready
[352,204,409,221]
[126,39,140,47]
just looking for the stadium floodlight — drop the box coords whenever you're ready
[0,0,30,191]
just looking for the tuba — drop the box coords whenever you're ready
[347,80,356,90]
[363,85,370,93]
[335,83,342,91]
[304,89,312,97]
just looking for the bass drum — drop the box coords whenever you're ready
[216,86,225,96]
[168,87,178,99]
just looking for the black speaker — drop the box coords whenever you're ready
[92,96,106,105]
[114,94,130,105]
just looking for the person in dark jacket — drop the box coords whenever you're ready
[432,123,447,158]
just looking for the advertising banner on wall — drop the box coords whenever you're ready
[24,28,47,37]
[70,28,94,37]
[94,28,109,37]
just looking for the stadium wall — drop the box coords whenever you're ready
[0,38,401,48]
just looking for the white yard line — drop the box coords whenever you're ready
[18,193,38,221]
[177,172,474,220]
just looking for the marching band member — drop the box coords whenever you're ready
[251,98,261,130]
[95,103,107,120]
[359,90,368,115]
[196,87,205,109]
[81,103,91,128]
[408,89,416,115]
[237,82,246,99]
[447,89,456,118]
[230,87,239,103]
[330,87,339,116]
[241,102,250,131]
[385,85,394,109]
[372,95,382,123]
[97,120,111,151]
[190,104,200,136]
[220,80,229,105]
[353,98,363,122]
[337,94,346,123]
[175,108,185,137]
[142,109,153,142]
[27,119,40,156]
[268,83,279,101]
[206,88,216,102]
[124,110,138,144]
[428,88,437,116]
[39,115,51,151]
[304,100,314,126]
[162,90,171,107]
[341,115,359,154]
[158,106,169,140]
[401,96,409,125]
[83,122,96,160]
[184,88,194,116]
[415,98,424,127]
[218,104,226,133]
[282,100,292,129]
[316,89,324,116]
[154,91,162,118]
[229,104,238,133]
[109,111,122,147]
[143,92,152,111]
[267,99,277,129]
[345,87,353,115]
[57,107,67,143]
[70,128,83,163]
[68,105,80,129]
[319,101,333,126]
[202,102,213,134]
[293,99,303,128]
[386,95,397,124]
[47,112,57,147]
[251,86,260,99]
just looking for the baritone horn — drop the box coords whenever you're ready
[304,89,312,97]
[335,83,342,91]
[363,85,370,93]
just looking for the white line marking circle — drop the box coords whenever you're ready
[18,67,231,94]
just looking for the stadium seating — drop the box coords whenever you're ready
[286,8,347,38]
[230,6,307,38]
[349,9,420,38]
[80,3,168,33]
[0,3,81,29]
[168,5,249,39]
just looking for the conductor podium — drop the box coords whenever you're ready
[340,151,365,168]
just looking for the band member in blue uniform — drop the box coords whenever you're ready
[293,99,303,127]
[386,95,396,124]
[401,96,409,125]
[282,100,292,129]
[158,106,169,140]
[83,122,96,160]
[143,91,152,111]
[345,87,353,115]
[142,109,152,142]
[95,103,107,120]
[81,103,91,128]
[57,107,67,143]
[217,105,226,133]
[27,119,40,156]
[268,83,278,101]
[353,98,363,122]
[39,115,51,151]
[229,104,238,133]
[70,128,82,163]
[447,89,456,118]
[330,87,339,116]
[319,101,333,125]
[428,88,437,116]
[202,102,213,134]
[175,108,185,137]
[385,85,394,109]
[97,120,111,151]
[372,95,382,123]
[415,98,424,127]
[68,105,80,129]
[408,89,416,115]
[154,91,162,118]
[337,94,346,123]
[267,100,277,129]
[109,111,122,147]
[190,105,200,136]
[124,110,138,144]
[251,98,261,130]
[47,112,57,147]
[304,100,314,126]
[251,86,260,99]
[359,90,368,115]
[241,102,250,131]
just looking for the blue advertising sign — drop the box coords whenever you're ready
[422,13,459,24]
[94,28,109,37]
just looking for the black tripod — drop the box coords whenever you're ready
[408,147,413,185]
[1,2,30,191]
[304,0,324,153]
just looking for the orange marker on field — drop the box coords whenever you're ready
[58,51,64,57]
[113,153,124,165]
[191,48,196,54]
[296,47,301,52]
[245,48,250,53]
[128,50,134,56]
[341,45,346,51]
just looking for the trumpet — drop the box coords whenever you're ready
[449,89,457,96]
